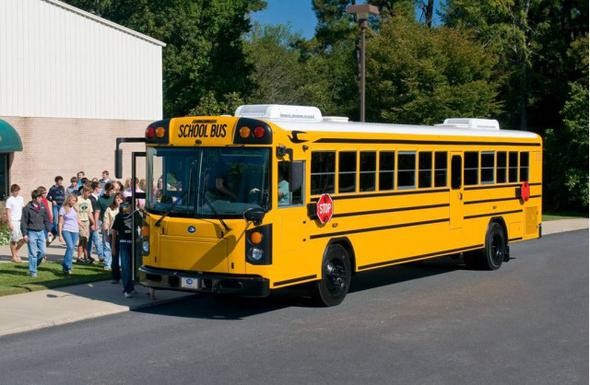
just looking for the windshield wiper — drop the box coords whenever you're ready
[154,190,189,227]
[201,193,232,235]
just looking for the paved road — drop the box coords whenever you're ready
[0,230,587,385]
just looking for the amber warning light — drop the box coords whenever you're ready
[233,118,272,144]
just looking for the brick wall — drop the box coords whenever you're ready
[2,116,149,198]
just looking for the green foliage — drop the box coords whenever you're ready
[243,24,307,104]
[545,81,589,210]
[366,15,501,124]
[243,23,358,117]
[0,222,10,246]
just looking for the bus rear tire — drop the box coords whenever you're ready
[313,244,351,307]
[464,222,506,270]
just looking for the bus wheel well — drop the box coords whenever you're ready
[490,217,510,261]
[490,217,508,242]
[328,238,356,274]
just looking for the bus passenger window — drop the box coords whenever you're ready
[311,152,335,195]
[360,152,376,192]
[278,161,304,207]
[520,152,529,182]
[418,152,433,188]
[434,152,447,187]
[464,152,479,185]
[508,152,518,182]
[397,152,416,189]
[496,152,507,183]
[379,151,395,190]
[339,151,357,193]
[451,155,462,189]
[481,152,495,184]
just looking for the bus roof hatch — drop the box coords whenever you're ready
[235,104,323,122]
[437,118,500,130]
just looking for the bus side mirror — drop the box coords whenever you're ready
[115,149,123,179]
[244,207,265,226]
[289,162,304,192]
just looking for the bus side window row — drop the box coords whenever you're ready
[311,150,530,196]
[464,151,529,186]
[310,150,449,195]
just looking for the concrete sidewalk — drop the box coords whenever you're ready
[542,217,589,235]
[0,218,587,338]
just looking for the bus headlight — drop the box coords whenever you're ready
[142,240,150,254]
[245,224,272,265]
[248,248,264,262]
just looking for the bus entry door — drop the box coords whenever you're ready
[449,153,464,230]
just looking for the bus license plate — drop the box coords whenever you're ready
[181,277,199,289]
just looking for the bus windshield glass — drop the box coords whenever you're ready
[147,147,270,218]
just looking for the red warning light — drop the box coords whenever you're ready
[253,126,266,139]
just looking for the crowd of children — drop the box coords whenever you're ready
[6,170,144,298]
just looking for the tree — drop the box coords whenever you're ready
[65,0,265,117]
[366,15,502,124]
[243,24,307,104]
[543,35,589,211]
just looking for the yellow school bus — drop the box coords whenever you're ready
[116,104,542,306]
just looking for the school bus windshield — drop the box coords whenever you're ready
[147,147,271,218]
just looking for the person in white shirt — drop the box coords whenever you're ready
[5,184,25,262]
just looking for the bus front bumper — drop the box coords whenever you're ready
[138,266,270,297]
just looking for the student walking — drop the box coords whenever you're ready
[97,182,115,270]
[58,194,80,275]
[103,192,124,283]
[5,184,25,263]
[75,185,95,263]
[111,197,142,297]
[66,177,78,195]
[21,189,51,277]
[87,181,104,262]
[47,176,65,238]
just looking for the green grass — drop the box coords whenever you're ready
[543,210,588,221]
[0,260,110,297]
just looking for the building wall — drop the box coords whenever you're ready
[1,116,147,198]
[0,0,164,121]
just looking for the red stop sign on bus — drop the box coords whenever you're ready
[316,194,334,224]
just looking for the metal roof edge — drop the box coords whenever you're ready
[42,0,166,47]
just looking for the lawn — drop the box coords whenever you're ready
[0,260,110,297]
[543,211,588,221]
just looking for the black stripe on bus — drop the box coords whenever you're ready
[465,197,520,205]
[311,188,450,202]
[273,274,317,287]
[358,244,484,271]
[464,182,541,191]
[529,194,542,199]
[309,218,449,240]
[509,237,523,242]
[314,138,541,147]
[464,209,522,220]
[333,203,449,218]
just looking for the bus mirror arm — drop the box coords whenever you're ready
[244,207,265,226]
[276,146,293,161]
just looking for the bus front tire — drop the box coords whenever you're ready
[464,222,506,270]
[314,244,351,307]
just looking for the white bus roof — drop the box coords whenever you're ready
[234,104,539,140]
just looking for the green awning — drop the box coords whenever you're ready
[0,119,23,152]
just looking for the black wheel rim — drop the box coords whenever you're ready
[325,258,347,296]
[491,233,504,266]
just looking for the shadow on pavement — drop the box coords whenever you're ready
[134,255,465,320]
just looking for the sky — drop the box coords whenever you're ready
[250,1,444,40]
[250,0,317,39]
